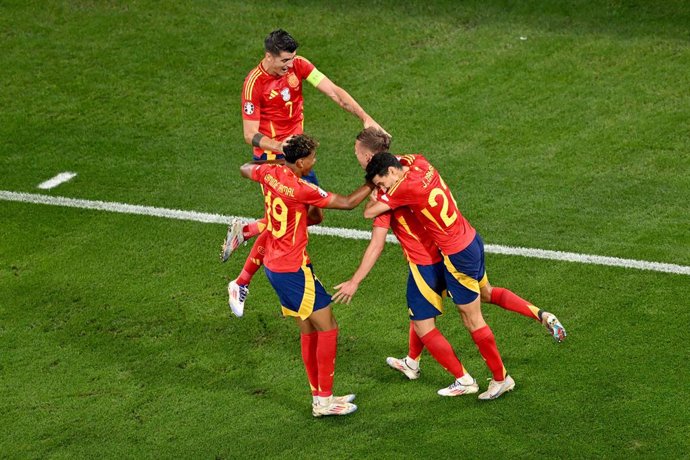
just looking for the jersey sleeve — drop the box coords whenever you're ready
[296,179,333,208]
[241,69,262,121]
[373,211,392,229]
[378,180,415,210]
[249,164,267,182]
[295,56,324,87]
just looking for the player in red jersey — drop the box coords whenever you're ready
[239,134,373,417]
[363,152,542,400]
[333,129,565,396]
[224,29,388,315]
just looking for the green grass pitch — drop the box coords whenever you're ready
[1,1,689,458]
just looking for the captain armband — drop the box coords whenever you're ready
[251,133,265,148]
[306,68,325,87]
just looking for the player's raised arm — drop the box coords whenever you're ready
[332,225,388,304]
[314,76,390,137]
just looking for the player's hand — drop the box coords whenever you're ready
[363,118,391,138]
[332,280,360,304]
[280,135,296,153]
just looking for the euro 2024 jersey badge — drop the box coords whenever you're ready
[280,88,291,102]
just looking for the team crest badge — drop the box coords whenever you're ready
[287,73,299,88]
[280,88,291,102]
[243,101,255,115]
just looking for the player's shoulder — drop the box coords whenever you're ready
[243,63,269,97]
[297,178,329,198]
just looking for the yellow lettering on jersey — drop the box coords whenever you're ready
[263,174,295,197]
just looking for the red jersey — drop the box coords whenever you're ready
[250,164,332,272]
[373,191,442,265]
[242,56,318,160]
[378,154,476,255]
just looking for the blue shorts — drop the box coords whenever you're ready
[301,170,319,186]
[264,264,332,320]
[406,261,447,320]
[442,233,489,305]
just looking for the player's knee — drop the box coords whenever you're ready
[480,286,492,303]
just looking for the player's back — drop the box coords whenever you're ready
[252,164,331,272]
[387,206,442,265]
[388,154,475,255]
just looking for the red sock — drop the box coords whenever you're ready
[316,328,338,397]
[471,325,506,381]
[490,287,540,320]
[242,218,266,240]
[236,232,267,286]
[300,332,319,396]
[420,328,465,379]
[408,322,424,360]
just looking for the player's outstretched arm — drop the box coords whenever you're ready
[239,162,259,180]
[315,77,390,137]
[325,183,374,210]
[332,226,388,304]
[363,199,392,219]
[243,119,284,154]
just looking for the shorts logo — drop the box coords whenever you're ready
[280,88,291,102]
[243,102,255,115]
[287,73,299,88]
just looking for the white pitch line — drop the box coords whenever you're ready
[37,172,77,190]
[1,190,689,276]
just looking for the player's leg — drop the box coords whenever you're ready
[386,321,424,380]
[264,264,355,417]
[307,306,357,416]
[443,234,514,400]
[227,231,268,316]
[480,280,566,342]
[221,217,267,262]
[295,317,319,401]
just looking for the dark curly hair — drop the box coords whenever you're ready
[264,29,298,55]
[284,134,319,164]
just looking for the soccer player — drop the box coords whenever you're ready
[223,29,388,316]
[333,129,565,397]
[239,133,373,417]
[363,152,520,400]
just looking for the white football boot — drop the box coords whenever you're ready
[437,376,479,396]
[386,356,420,380]
[478,375,516,400]
[227,280,248,317]
[312,396,358,418]
[220,219,245,263]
